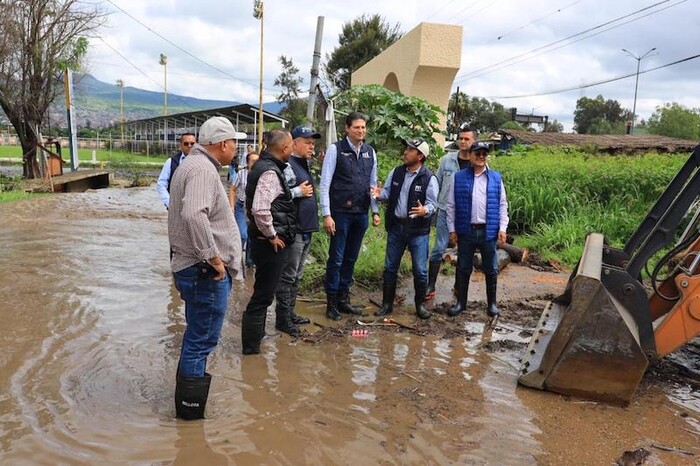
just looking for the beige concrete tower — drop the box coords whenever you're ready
[351,22,463,145]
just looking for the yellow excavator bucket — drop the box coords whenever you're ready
[518,234,649,405]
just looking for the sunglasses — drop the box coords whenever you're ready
[182,142,195,147]
[472,152,488,158]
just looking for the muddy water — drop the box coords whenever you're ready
[1,187,698,465]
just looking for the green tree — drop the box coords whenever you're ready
[325,14,402,92]
[543,119,564,133]
[0,0,105,179]
[647,102,700,140]
[447,92,510,135]
[573,95,631,134]
[333,85,444,176]
[274,55,306,128]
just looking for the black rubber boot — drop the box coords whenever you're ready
[275,312,301,337]
[337,289,362,315]
[414,281,431,319]
[175,373,212,420]
[448,272,470,317]
[290,312,311,325]
[424,260,441,301]
[241,312,266,355]
[375,278,396,317]
[485,274,501,317]
[326,292,341,320]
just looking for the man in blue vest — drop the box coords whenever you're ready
[273,125,320,335]
[372,138,438,319]
[156,133,196,209]
[446,141,509,318]
[319,112,381,320]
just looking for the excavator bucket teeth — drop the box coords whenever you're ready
[518,233,649,405]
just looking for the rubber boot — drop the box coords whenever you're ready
[175,373,212,420]
[241,311,266,355]
[275,311,301,337]
[424,260,441,301]
[337,289,362,315]
[448,272,470,317]
[326,292,341,320]
[375,278,396,316]
[485,274,501,317]
[414,281,431,319]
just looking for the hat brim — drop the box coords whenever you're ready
[294,132,321,139]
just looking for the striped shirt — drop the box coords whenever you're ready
[168,144,242,278]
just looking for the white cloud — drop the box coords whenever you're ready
[86,0,700,132]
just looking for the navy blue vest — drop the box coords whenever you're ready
[288,156,319,234]
[385,165,433,236]
[329,138,375,213]
[453,167,502,240]
[245,152,297,245]
[166,152,182,192]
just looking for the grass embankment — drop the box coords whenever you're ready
[300,146,688,291]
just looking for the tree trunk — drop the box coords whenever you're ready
[19,120,40,179]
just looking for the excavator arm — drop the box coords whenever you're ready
[518,145,700,405]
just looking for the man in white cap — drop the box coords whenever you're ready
[168,116,245,420]
[372,137,439,319]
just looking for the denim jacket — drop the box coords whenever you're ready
[434,151,463,211]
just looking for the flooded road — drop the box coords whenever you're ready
[0,187,698,465]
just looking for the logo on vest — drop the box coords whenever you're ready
[361,151,370,159]
[414,186,423,192]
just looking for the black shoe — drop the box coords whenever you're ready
[425,260,441,301]
[447,272,470,317]
[175,373,212,420]
[326,292,342,320]
[375,278,396,317]
[485,274,501,317]
[290,313,311,325]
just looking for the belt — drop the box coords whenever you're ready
[471,223,486,230]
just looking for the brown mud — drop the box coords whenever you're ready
[0,186,698,465]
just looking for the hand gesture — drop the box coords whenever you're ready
[370,184,382,199]
[269,235,286,252]
[299,181,314,197]
[497,231,507,247]
[324,215,336,235]
[409,199,426,218]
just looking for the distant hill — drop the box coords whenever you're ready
[45,74,283,129]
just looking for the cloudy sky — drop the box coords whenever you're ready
[86,0,700,132]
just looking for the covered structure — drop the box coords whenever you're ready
[123,104,288,155]
[351,22,463,145]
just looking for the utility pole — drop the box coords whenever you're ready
[306,16,324,124]
[253,0,264,151]
[116,79,124,144]
[621,47,656,134]
[159,53,168,152]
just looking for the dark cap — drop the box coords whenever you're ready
[403,137,430,157]
[470,141,490,152]
[291,125,321,139]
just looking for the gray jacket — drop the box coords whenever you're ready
[434,151,464,211]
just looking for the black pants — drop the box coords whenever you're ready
[242,238,290,349]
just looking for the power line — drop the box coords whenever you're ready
[454,0,680,83]
[486,53,700,99]
[424,0,459,22]
[494,0,584,41]
[102,0,278,94]
[461,0,686,83]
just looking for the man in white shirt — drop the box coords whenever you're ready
[156,133,196,209]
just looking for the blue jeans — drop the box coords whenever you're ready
[429,208,449,262]
[384,224,429,284]
[325,212,369,293]
[234,200,248,245]
[173,265,232,377]
[276,233,312,316]
[456,229,498,276]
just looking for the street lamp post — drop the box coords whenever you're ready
[116,79,124,145]
[621,47,656,134]
[253,0,264,151]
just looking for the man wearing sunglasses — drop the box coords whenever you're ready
[372,138,438,319]
[446,141,509,319]
[156,133,196,209]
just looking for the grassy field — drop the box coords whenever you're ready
[0,145,167,164]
